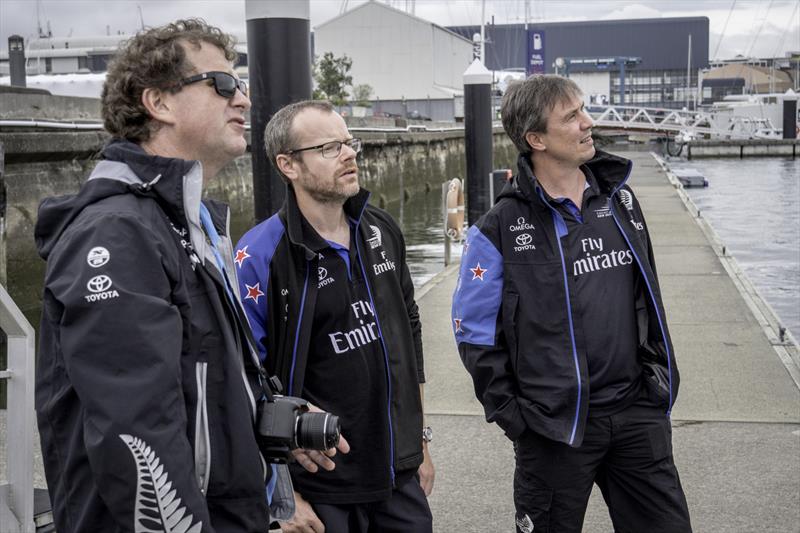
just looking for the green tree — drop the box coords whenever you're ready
[351,83,374,107]
[313,52,353,106]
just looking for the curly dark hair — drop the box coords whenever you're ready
[101,18,238,143]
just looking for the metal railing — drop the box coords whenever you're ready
[0,283,35,532]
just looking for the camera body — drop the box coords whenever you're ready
[256,394,341,464]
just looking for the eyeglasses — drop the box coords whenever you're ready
[177,71,248,99]
[286,138,362,159]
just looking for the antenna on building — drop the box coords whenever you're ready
[138,5,145,30]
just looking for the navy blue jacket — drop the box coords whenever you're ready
[452,150,679,447]
[235,186,425,488]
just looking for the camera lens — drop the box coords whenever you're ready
[295,412,341,450]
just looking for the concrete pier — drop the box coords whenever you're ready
[419,151,800,532]
[1,151,798,531]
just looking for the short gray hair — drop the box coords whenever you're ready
[500,75,582,155]
[264,100,335,182]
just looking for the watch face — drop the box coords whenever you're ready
[422,426,433,442]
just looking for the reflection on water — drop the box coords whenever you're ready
[382,189,462,287]
[682,157,800,339]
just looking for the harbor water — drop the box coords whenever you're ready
[678,157,800,340]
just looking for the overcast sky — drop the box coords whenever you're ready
[1,0,798,61]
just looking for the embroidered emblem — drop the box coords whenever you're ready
[234,246,250,268]
[119,434,203,533]
[245,283,264,303]
[515,513,534,533]
[87,246,110,268]
[470,263,487,281]
[453,318,463,333]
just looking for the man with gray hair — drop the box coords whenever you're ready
[452,75,691,532]
[235,100,434,533]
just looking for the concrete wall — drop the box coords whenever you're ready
[0,89,101,120]
[686,139,800,159]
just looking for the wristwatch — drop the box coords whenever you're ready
[422,426,433,443]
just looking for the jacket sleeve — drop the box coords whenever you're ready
[43,212,214,532]
[451,223,526,441]
[235,222,282,363]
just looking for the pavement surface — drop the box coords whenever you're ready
[420,151,800,532]
[2,151,798,532]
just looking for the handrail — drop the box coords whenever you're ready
[0,283,35,532]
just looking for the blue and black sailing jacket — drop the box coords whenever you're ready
[452,150,680,447]
[235,185,425,499]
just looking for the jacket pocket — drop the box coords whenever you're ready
[194,361,211,494]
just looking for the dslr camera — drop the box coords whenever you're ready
[256,392,341,464]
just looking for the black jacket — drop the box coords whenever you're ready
[235,186,425,491]
[34,140,269,532]
[452,150,680,447]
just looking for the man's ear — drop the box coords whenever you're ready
[275,154,298,183]
[525,131,546,153]
[141,87,177,126]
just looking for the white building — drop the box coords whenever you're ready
[314,1,474,103]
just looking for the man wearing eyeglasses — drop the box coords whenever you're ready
[34,19,340,532]
[235,100,435,533]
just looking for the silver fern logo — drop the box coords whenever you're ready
[515,513,534,533]
[619,189,634,211]
[119,434,203,533]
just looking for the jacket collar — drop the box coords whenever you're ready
[281,184,372,259]
[92,138,210,265]
[507,149,633,204]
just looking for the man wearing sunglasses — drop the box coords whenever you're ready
[236,100,435,533]
[34,19,339,533]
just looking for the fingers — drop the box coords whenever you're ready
[335,434,351,454]
[292,448,337,472]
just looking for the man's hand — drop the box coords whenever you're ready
[418,440,435,496]
[279,491,324,533]
[291,403,350,473]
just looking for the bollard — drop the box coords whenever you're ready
[8,35,26,88]
[246,0,312,222]
[463,59,493,226]
[782,89,798,140]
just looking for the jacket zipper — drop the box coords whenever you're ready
[608,196,675,415]
[287,262,311,396]
[354,230,397,485]
[194,362,211,494]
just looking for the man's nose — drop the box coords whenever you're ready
[232,87,251,111]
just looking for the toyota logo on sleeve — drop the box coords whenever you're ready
[84,275,120,303]
[87,275,113,293]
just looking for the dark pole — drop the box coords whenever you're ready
[8,35,26,88]
[782,90,798,139]
[463,59,493,225]
[246,0,312,222]
[618,57,626,105]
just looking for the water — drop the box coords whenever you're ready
[676,157,800,340]
[383,190,462,288]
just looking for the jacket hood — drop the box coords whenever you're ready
[35,138,202,260]
[498,149,633,205]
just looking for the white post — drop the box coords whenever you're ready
[686,34,692,110]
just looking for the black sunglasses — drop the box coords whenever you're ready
[177,71,248,99]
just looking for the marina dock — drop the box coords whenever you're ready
[1,150,798,532]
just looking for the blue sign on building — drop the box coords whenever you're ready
[526,29,545,75]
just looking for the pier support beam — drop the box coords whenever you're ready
[245,0,312,221]
[782,90,797,140]
[463,59,493,225]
